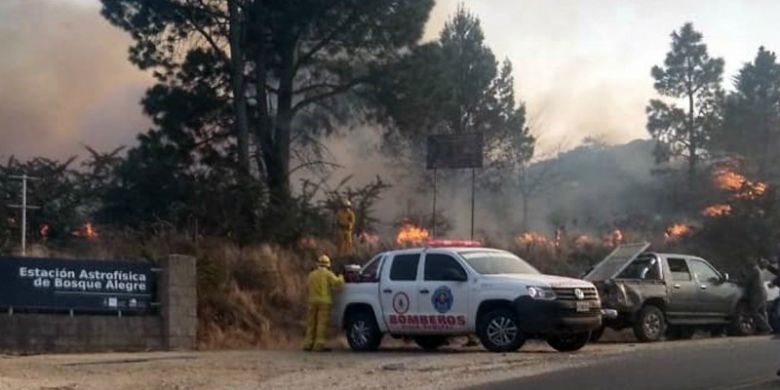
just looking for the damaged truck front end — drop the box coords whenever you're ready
[584,242,667,340]
[592,278,667,330]
[585,242,653,310]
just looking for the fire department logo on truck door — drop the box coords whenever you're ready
[431,286,454,313]
[393,292,410,314]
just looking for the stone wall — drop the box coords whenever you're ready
[160,254,198,350]
[0,254,196,353]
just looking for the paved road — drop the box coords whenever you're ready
[483,337,780,390]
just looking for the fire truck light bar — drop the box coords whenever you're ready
[426,240,482,247]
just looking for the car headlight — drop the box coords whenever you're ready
[527,286,556,300]
[616,283,627,304]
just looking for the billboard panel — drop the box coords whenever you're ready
[0,256,156,313]
[426,133,484,170]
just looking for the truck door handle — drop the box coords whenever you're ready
[700,285,707,290]
[420,289,430,294]
[673,284,681,289]
[383,289,393,294]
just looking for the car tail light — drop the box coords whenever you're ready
[426,240,482,247]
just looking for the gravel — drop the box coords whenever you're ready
[0,337,762,390]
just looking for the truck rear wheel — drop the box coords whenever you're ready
[414,336,448,351]
[547,332,591,352]
[477,308,525,353]
[633,305,666,342]
[345,309,383,352]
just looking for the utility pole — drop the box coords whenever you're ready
[8,174,40,256]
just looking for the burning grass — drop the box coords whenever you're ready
[665,223,694,241]
[701,204,732,218]
[515,231,553,248]
[604,229,624,247]
[712,164,767,200]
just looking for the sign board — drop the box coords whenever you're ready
[0,256,156,313]
[427,133,484,170]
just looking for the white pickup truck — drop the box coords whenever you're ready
[333,242,606,353]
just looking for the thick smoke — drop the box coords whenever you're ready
[0,0,152,160]
[2,0,662,245]
[313,124,658,245]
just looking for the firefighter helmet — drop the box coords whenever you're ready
[318,255,332,268]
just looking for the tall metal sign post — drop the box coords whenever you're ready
[8,175,40,256]
[426,133,484,240]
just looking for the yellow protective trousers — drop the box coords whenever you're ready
[303,303,331,350]
[338,228,353,254]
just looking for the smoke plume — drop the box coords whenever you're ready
[0,0,152,160]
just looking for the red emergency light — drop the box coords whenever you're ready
[426,239,483,247]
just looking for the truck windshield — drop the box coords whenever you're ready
[459,251,540,275]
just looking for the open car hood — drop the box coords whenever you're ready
[584,242,650,282]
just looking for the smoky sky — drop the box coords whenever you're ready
[0,0,152,160]
[427,0,780,151]
[4,0,780,160]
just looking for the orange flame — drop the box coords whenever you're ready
[358,231,380,245]
[713,168,745,192]
[605,229,624,247]
[72,223,99,240]
[516,232,553,247]
[665,223,693,241]
[712,167,766,199]
[574,234,594,247]
[39,224,51,238]
[396,224,430,246]
[701,204,732,218]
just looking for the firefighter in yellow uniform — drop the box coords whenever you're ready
[336,199,356,255]
[303,255,345,352]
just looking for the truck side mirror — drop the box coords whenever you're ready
[723,273,730,281]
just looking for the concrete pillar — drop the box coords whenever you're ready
[160,254,197,350]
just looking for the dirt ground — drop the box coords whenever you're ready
[0,335,764,390]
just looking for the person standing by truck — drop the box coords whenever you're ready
[304,255,345,352]
[746,257,772,334]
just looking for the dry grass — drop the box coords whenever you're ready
[195,242,311,350]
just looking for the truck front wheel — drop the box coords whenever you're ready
[345,310,383,352]
[547,332,591,352]
[477,308,525,353]
[633,305,666,342]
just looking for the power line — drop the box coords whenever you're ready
[7,174,40,256]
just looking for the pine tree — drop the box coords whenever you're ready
[647,23,724,188]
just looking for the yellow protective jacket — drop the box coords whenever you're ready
[337,208,355,229]
[307,267,345,305]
